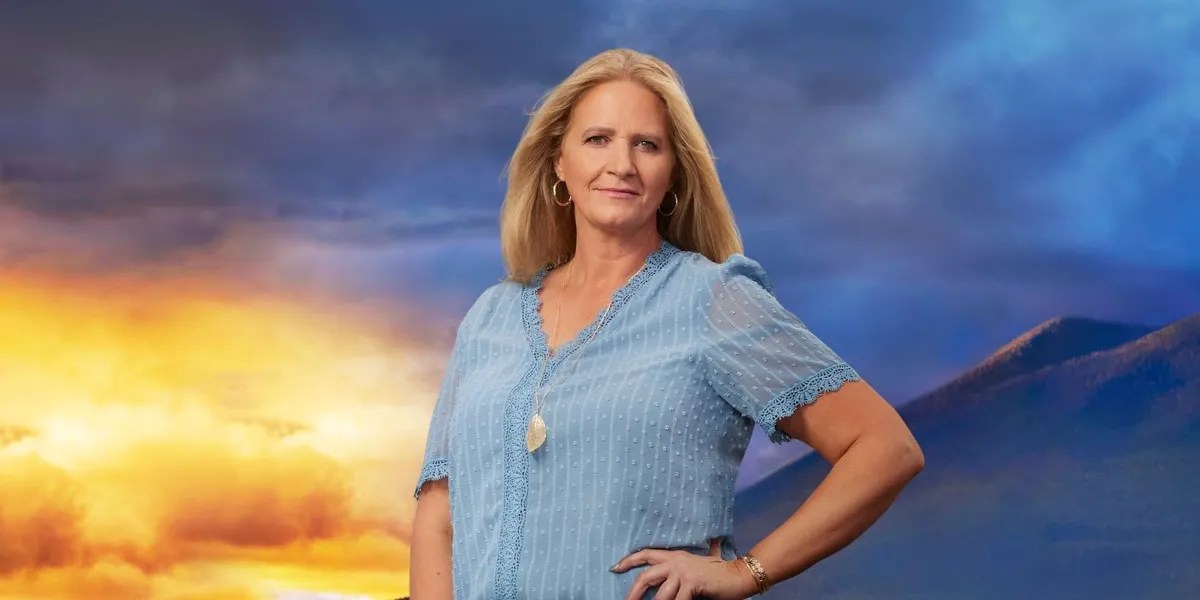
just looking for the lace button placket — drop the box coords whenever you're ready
[491,240,679,598]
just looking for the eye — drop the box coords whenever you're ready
[637,140,659,151]
[585,135,608,144]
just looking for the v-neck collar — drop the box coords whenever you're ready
[521,238,680,369]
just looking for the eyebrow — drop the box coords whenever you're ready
[581,126,665,145]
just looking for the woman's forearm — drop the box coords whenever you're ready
[747,432,924,586]
[410,479,454,599]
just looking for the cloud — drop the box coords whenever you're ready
[0,1,590,229]
[0,270,444,597]
[0,456,85,574]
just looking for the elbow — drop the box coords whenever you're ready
[862,421,924,477]
[883,416,924,476]
[898,435,925,476]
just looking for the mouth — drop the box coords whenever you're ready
[597,187,640,198]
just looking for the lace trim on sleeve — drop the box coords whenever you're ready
[758,362,862,444]
[413,458,449,500]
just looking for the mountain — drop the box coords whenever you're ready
[733,313,1200,599]
[902,316,1154,419]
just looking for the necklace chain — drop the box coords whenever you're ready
[528,257,648,448]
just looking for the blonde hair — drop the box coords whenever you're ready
[499,48,744,284]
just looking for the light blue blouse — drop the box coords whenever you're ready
[413,239,861,599]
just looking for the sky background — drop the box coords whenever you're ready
[1,1,1196,598]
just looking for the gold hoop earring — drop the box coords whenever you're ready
[552,179,572,207]
[658,190,679,216]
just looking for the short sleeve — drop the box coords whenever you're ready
[412,286,494,500]
[412,321,468,500]
[700,254,862,444]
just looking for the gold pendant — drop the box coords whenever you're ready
[526,412,547,453]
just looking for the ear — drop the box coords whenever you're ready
[553,155,562,181]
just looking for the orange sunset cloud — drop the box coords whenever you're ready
[0,264,444,599]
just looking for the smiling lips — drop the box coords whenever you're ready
[597,187,640,198]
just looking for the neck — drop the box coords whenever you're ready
[566,228,662,290]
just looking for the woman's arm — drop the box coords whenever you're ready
[747,378,924,587]
[410,478,454,599]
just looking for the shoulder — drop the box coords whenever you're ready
[457,280,510,334]
[674,249,775,298]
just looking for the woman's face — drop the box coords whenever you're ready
[554,79,676,239]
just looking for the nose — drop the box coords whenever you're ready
[605,142,636,178]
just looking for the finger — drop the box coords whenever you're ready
[677,587,695,600]
[708,537,721,557]
[613,548,669,573]
[624,564,669,600]
[611,551,640,573]
[653,574,680,600]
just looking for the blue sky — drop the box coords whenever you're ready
[2,1,1197,484]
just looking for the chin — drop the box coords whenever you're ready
[582,212,656,234]
[591,199,648,215]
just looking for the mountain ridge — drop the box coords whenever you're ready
[737,313,1171,497]
[901,315,1156,419]
[733,311,1200,597]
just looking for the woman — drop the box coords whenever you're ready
[410,48,924,599]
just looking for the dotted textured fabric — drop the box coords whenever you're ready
[413,239,861,599]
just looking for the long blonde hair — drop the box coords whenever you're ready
[499,48,743,284]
